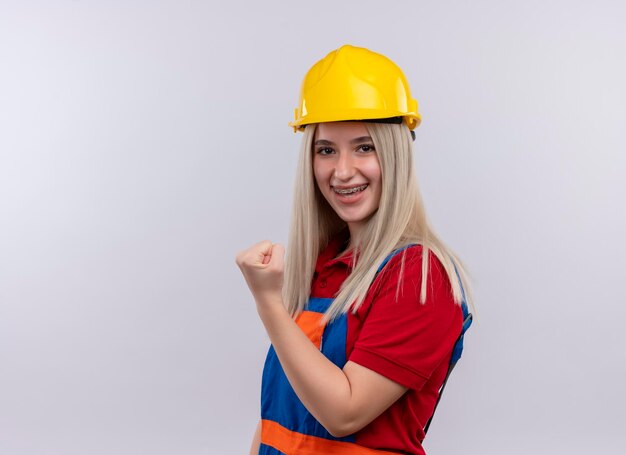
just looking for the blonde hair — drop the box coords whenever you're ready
[283,122,474,321]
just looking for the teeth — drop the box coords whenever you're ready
[333,184,368,194]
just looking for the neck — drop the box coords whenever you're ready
[347,222,363,250]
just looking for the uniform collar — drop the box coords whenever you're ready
[315,227,357,274]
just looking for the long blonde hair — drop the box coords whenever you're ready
[283,122,474,321]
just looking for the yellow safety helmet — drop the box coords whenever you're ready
[289,44,421,132]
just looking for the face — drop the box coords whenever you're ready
[313,122,382,240]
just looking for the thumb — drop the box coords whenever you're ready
[269,243,285,268]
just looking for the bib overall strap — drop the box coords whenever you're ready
[375,244,416,274]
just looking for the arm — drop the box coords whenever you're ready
[257,301,407,437]
[237,241,407,438]
[249,420,261,455]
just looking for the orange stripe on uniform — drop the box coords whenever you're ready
[294,311,326,349]
[261,419,400,455]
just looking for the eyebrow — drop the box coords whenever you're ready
[314,136,373,146]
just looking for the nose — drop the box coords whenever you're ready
[333,150,356,181]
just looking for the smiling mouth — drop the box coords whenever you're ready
[332,184,368,195]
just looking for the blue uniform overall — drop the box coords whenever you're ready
[258,246,471,454]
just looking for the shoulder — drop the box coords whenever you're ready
[370,244,453,304]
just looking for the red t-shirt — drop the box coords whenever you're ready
[311,230,463,454]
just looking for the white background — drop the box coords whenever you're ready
[1,1,625,454]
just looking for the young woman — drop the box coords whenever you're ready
[236,45,473,455]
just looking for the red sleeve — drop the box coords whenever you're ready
[348,246,463,390]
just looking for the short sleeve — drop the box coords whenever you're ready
[348,246,463,390]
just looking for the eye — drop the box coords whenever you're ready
[358,144,375,153]
[316,147,334,155]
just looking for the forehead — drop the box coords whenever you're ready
[313,122,370,142]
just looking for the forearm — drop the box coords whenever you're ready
[256,297,354,435]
